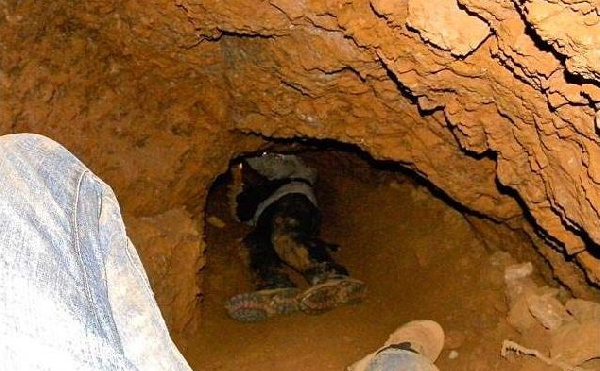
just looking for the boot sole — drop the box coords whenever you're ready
[299,278,366,315]
[226,287,300,322]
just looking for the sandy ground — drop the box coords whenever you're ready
[186,151,548,371]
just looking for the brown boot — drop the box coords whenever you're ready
[225,287,300,322]
[347,320,445,371]
[298,277,366,315]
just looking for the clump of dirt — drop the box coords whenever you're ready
[187,150,564,370]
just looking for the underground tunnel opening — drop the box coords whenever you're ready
[4,1,600,369]
[186,140,600,371]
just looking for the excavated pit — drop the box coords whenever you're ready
[192,144,570,371]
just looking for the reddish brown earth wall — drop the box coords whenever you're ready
[2,0,600,347]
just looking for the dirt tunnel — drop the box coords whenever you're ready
[192,142,597,371]
[3,0,600,369]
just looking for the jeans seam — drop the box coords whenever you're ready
[100,185,156,299]
[123,237,156,301]
[73,170,103,330]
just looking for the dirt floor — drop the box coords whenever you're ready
[186,150,557,371]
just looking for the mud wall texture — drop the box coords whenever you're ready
[0,1,264,348]
[3,0,600,346]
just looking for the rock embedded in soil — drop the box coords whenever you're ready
[565,299,600,322]
[405,0,490,56]
[551,320,600,366]
[526,293,573,331]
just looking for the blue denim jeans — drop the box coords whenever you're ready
[349,348,439,371]
[363,349,439,371]
[0,134,191,370]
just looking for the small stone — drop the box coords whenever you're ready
[527,293,573,331]
[448,350,459,360]
[504,263,538,304]
[207,215,226,229]
[504,262,533,282]
[507,294,537,333]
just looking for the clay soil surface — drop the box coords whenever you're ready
[187,151,542,371]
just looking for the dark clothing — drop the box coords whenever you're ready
[236,158,348,290]
[236,177,313,225]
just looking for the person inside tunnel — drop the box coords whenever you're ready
[225,151,367,322]
[0,133,444,371]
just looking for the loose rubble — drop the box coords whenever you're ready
[497,253,600,370]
